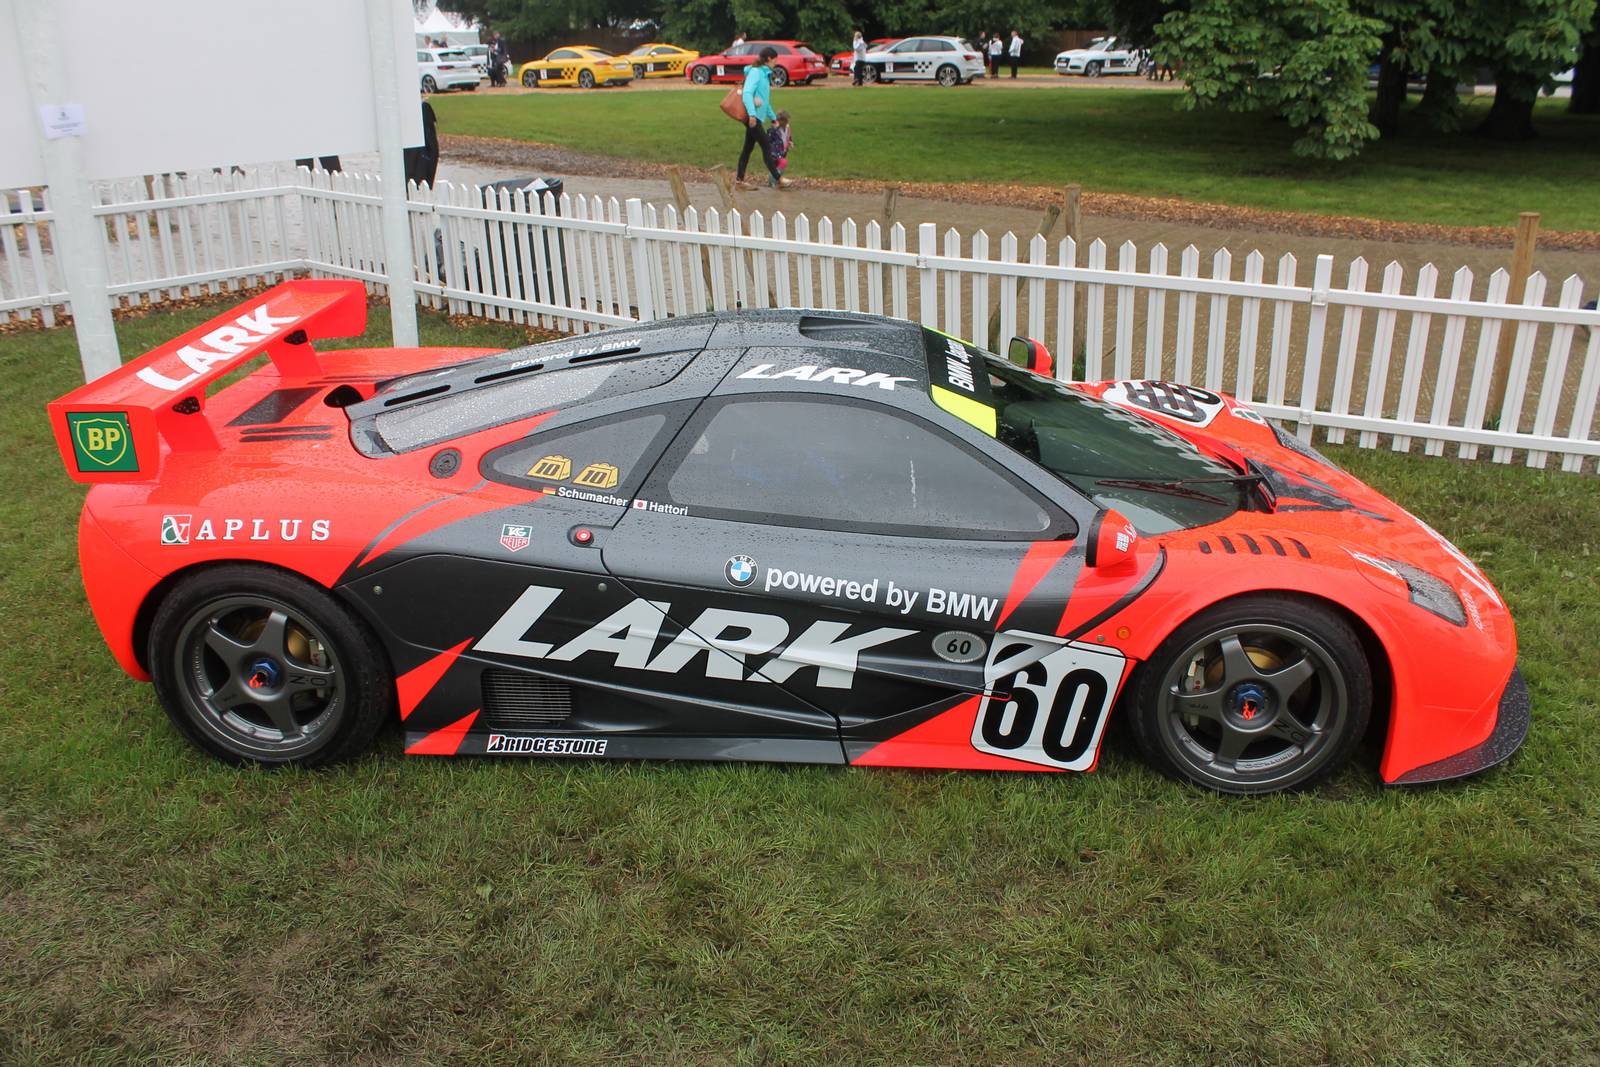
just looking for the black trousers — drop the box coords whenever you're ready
[738,121,781,182]
[852,58,866,85]
[989,54,1001,76]
[1009,56,1019,77]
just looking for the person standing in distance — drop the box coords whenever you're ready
[987,32,1003,78]
[736,46,789,189]
[1008,29,1024,78]
[851,29,869,85]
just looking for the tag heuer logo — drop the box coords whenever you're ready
[725,554,756,587]
[160,514,192,545]
[67,411,138,472]
[500,524,531,553]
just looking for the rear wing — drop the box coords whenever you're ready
[48,280,367,483]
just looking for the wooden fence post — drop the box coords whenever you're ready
[1064,184,1082,247]
[669,167,714,309]
[1487,211,1540,418]
[986,197,1065,350]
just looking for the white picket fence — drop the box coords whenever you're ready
[5,168,1599,472]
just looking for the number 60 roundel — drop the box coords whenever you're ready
[971,633,1129,771]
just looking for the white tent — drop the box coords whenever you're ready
[414,5,479,47]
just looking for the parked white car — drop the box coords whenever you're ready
[458,44,494,80]
[861,36,986,86]
[1054,36,1148,77]
[417,49,481,93]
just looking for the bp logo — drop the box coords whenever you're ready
[725,554,756,588]
[67,411,138,472]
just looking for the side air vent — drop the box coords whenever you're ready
[482,670,575,726]
[1196,535,1310,558]
[797,314,905,343]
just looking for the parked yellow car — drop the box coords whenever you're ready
[624,42,700,79]
[517,46,634,88]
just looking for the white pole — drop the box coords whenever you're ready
[364,0,419,346]
[8,0,121,379]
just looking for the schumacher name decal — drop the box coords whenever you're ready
[135,306,299,392]
[476,584,915,689]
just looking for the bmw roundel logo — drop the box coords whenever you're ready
[725,554,756,587]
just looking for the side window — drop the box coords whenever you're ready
[728,44,751,56]
[483,409,676,500]
[418,52,431,62]
[918,40,946,53]
[889,40,914,53]
[660,398,1063,539]
[551,49,575,60]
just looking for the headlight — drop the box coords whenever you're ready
[1349,552,1467,627]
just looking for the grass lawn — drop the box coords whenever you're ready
[3,298,1599,1064]
[430,87,1600,231]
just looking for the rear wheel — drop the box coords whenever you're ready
[936,64,960,87]
[1128,595,1371,794]
[421,75,438,93]
[522,69,538,87]
[149,565,393,767]
[690,65,711,84]
[578,69,596,89]
[770,65,789,88]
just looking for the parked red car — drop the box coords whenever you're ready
[829,38,900,76]
[686,40,828,87]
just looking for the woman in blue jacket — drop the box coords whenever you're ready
[737,47,791,189]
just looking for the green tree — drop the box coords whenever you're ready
[1153,0,1384,158]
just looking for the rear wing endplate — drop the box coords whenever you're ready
[47,280,367,483]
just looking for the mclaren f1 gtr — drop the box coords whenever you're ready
[48,281,1527,793]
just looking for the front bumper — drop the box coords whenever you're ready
[1390,666,1530,785]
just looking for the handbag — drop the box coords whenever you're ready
[720,87,748,124]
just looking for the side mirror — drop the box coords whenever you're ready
[1087,508,1140,571]
[1007,335,1054,379]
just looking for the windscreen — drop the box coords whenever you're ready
[923,330,1247,532]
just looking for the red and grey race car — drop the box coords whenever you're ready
[685,40,828,87]
[49,281,1527,793]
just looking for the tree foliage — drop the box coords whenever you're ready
[1151,0,1593,155]
[1155,0,1383,158]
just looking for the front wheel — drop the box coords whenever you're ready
[149,565,394,767]
[936,64,959,87]
[690,65,711,84]
[770,65,789,88]
[1128,595,1371,794]
[522,69,538,87]
[421,75,438,93]
[578,69,596,89]
[634,64,646,79]
[1086,61,1104,78]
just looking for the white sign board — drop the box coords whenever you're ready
[0,0,421,187]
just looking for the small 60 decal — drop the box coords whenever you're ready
[971,635,1126,771]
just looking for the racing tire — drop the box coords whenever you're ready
[1127,594,1371,795]
[522,70,538,87]
[578,70,596,89]
[149,565,394,768]
[421,75,438,93]
[1086,61,1104,78]
[634,64,646,79]
[690,65,711,84]
[936,64,960,87]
